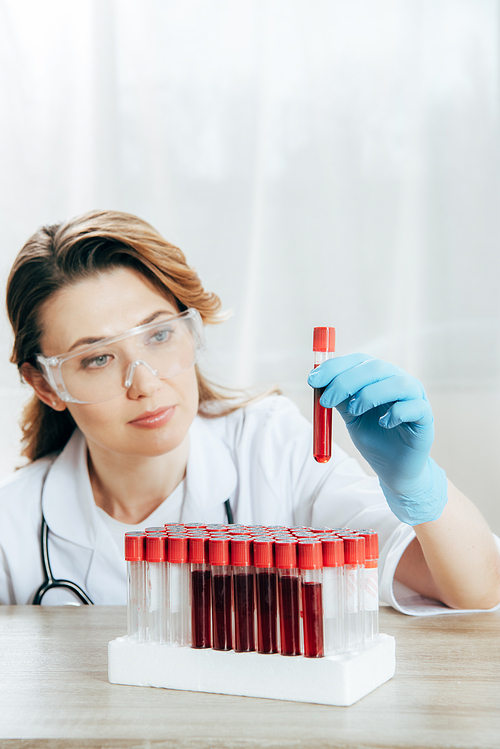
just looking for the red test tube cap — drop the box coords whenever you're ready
[313,327,336,353]
[145,534,167,562]
[188,536,210,563]
[124,533,146,561]
[343,536,365,565]
[275,540,298,569]
[230,537,252,567]
[356,531,379,560]
[298,540,323,570]
[209,537,230,566]
[168,535,188,563]
[252,539,275,568]
[321,537,344,567]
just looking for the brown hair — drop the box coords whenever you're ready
[7,210,276,462]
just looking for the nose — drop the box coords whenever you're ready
[124,359,160,390]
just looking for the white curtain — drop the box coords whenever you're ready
[0,0,499,531]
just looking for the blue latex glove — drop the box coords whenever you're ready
[307,353,448,526]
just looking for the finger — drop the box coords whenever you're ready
[343,375,425,416]
[379,398,433,428]
[307,353,374,388]
[319,358,409,408]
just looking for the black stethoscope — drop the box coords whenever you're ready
[32,491,234,605]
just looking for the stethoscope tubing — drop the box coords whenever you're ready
[33,466,234,605]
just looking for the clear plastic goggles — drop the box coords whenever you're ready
[36,308,204,404]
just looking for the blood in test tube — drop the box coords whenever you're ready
[341,535,365,651]
[275,540,301,656]
[231,537,255,652]
[321,536,345,655]
[145,533,168,644]
[356,531,379,642]
[125,532,147,641]
[209,537,232,651]
[312,326,336,463]
[253,539,278,654]
[189,536,212,649]
[298,540,324,658]
[145,526,167,534]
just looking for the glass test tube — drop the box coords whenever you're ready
[321,536,345,655]
[275,540,301,656]
[312,326,336,463]
[125,532,147,641]
[189,535,212,648]
[342,535,365,651]
[357,531,379,642]
[253,539,279,654]
[146,534,168,644]
[298,540,324,658]
[209,537,233,651]
[231,537,256,652]
[167,535,191,646]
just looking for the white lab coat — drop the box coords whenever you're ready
[0,395,497,614]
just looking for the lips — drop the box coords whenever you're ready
[129,406,175,424]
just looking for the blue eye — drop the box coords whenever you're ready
[150,328,171,344]
[82,354,110,369]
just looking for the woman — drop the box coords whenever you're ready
[1,210,499,610]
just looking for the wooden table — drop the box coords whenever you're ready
[0,605,499,748]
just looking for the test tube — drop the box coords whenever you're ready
[342,535,365,651]
[298,540,324,658]
[231,537,256,652]
[146,534,168,644]
[189,536,212,648]
[253,539,278,654]
[275,539,301,656]
[209,537,233,651]
[357,531,379,642]
[167,535,191,646]
[321,536,345,655]
[125,533,147,641]
[312,326,336,463]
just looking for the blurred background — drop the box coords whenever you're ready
[0,0,498,532]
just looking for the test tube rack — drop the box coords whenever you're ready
[108,632,395,707]
[109,524,396,706]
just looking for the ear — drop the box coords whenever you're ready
[21,363,67,412]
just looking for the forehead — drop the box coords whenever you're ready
[40,267,178,355]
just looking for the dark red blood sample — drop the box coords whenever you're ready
[233,573,255,652]
[302,581,324,657]
[278,575,301,656]
[211,573,232,651]
[313,387,332,463]
[191,570,212,648]
[256,570,278,654]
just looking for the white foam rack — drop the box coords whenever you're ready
[108,633,395,706]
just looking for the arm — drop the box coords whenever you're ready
[308,354,500,611]
[396,480,500,609]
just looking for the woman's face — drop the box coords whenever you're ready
[38,267,200,458]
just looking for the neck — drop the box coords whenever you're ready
[87,436,189,525]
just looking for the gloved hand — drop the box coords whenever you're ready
[307,353,448,526]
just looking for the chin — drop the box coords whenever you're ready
[124,428,187,457]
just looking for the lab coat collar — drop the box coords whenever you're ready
[42,429,98,550]
[182,415,238,521]
[42,415,238,547]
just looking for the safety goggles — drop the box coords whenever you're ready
[36,308,204,404]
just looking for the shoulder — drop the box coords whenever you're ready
[0,455,55,519]
[209,394,310,444]
[199,395,313,481]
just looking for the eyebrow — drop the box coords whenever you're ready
[68,310,175,352]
